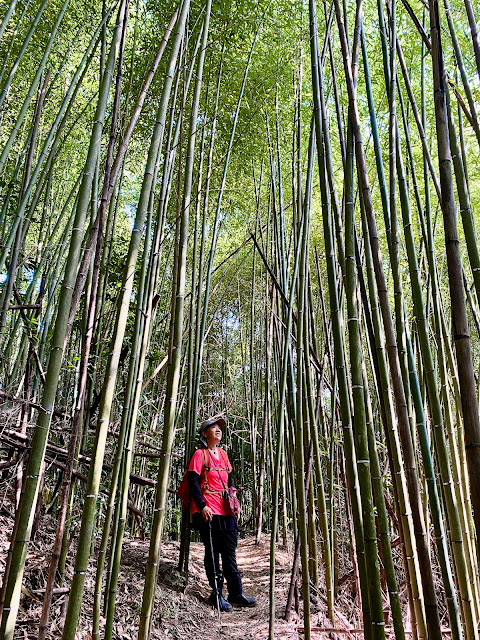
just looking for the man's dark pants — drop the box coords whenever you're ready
[193,513,243,597]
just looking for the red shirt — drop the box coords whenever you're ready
[188,447,232,515]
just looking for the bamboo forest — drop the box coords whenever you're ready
[3,0,480,637]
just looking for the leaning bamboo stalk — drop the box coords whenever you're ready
[189,16,263,435]
[103,190,156,640]
[110,10,193,624]
[396,112,471,639]
[343,92,385,640]
[0,70,49,332]
[444,83,480,325]
[360,354,404,640]
[86,6,132,635]
[0,0,49,110]
[0,0,31,87]
[395,39,441,203]
[293,118,315,640]
[136,3,216,639]
[0,5,126,636]
[178,93,208,575]
[60,3,189,637]
[344,114,385,640]
[0,0,70,172]
[462,0,480,81]
[363,13,461,635]
[359,189,427,640]
[62,8,179,339]
[98,52,181,619]
[0,6,114,270]
[442,0,480,148]
[0,0,18,42]
[269,208,303,640]
[400,51,480,629]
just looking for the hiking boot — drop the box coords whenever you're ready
[208,573,232,612]
[229,592,257,607]
[208,589,233,612]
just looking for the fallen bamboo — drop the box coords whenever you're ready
[0,429,162,491]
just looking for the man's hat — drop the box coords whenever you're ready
[198,415,227,447]
[199,415,227,433]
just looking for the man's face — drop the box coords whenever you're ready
[208,423,222,440]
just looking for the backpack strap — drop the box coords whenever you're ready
[217,447,231,473]
[199,448,208,479]
[200,448,210,490]
[200,448,230,492]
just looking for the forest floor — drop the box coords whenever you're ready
[1,513,365,640]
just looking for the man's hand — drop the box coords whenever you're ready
[201,506,213,521]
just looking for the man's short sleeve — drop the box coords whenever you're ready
[188,449,205,475]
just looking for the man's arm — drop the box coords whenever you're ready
[188,471,207,511]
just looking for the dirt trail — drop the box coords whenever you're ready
[118,536,304,640]
[173,536,301,640]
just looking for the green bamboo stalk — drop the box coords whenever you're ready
[0,6,114,269]
[462,0,480,81]
[363,13,463,636]
[444,83,480,326]
[110,5,210,635]
[442,0,480,148]
[103,188,155,640]
[0,0,18,42]
[309,1,372,634]
[0,4,125,637]
[0,0,49,110]
[333,1,443,637]
[93,23,188,616]
[269,205,303,640]
[359,193,426,640]
[396,111,469,639]
[305,265,334,619]
[343,70,385,640]
[87,7,134,634]
[293,118,316,640]
[428,0,480,564]
[0,0,70,172]
[0,70,49,332]
[60,3,190,637]
[361,357,404,640]
[189,16,263,440]
[0,0,32,86]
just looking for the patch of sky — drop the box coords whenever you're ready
[224,310,239,330]
[323,386,332,413]
[125,202,136,228]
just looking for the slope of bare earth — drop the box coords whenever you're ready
[0,514,364,639]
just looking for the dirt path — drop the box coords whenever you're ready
[171,536,301,640]
[118,536,303,640]
[5,510,361,640]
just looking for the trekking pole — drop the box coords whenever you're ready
[208,521,221,621]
